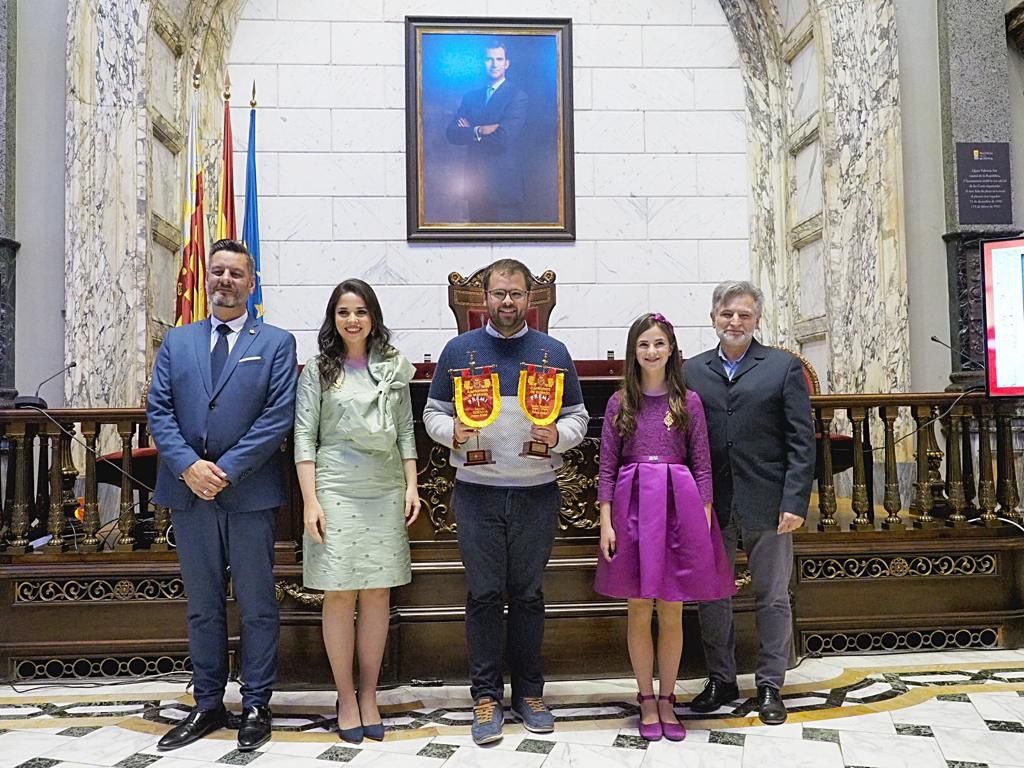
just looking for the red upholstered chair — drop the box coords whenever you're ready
[447,267,556,334]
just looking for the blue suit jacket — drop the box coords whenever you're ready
[146,315,298,512]
[445,81,529,205]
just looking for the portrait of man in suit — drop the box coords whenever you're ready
[146,239,298,753]
[408,22,572,237]
[444,40,529,223]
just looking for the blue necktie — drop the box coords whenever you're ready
[211,324,231,386]
[485,86,495,104]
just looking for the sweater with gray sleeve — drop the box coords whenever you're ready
[423,325,589,487]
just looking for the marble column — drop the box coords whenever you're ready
[938,0,1019,389]
[64,0,149,407]
[0,1,18,407]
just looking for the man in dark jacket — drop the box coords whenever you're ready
[683,280,815,725]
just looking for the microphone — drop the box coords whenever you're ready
[930,336,983,368]
[15,362,77,409]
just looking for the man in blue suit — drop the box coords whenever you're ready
[445,40,529,223]
[147,239,297,752]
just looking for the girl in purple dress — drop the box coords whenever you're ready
[595,313,735,742]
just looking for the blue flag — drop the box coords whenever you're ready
[242,104,264,321]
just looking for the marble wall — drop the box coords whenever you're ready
[65,0,151,408]
[817,0,910,394]
[222,0,752,367]
[62,0,910,405]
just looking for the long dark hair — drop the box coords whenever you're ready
[317,279,393,389]
[614,313,689,438]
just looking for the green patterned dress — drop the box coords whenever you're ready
[294,352,417,591]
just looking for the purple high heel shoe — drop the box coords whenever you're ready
[658,693,687,741]
[636,693,663,741]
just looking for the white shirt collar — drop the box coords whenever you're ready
[212,313,247,336]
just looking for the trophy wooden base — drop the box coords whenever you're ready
[519,440,551,459]
[464,448,495,466]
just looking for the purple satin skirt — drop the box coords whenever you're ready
[594,458,736,603]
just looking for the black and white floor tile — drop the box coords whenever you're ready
[5,650,1024,767]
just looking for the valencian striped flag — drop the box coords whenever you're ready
[175,72,207,326]
[215,73,237,240]
[242,81,264,321]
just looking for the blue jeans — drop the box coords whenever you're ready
[453,480,560,702]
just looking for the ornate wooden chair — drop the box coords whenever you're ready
[447,267,557,333]
[788,350,868,498]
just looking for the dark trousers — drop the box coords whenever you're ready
[453,480,559,702]
[171,504,279,710]
[696,517,794,689]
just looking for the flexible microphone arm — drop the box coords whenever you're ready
[14,362,77,409]
[930,335,983,368]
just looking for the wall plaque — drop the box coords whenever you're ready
[956,142,1013,225]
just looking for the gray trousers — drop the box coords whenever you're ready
[696,517,794,689]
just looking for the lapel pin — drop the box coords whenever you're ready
[249,329,256,335]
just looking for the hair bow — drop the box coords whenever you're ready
[651,312,673,332]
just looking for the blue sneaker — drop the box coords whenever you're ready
[471,696,504,745]
[511,696,555,733]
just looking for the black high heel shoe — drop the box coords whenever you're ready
[336,698,364,744]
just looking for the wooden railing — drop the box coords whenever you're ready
[1,390,1021,556]
[809,392,1021,532]
[0,408,162,554]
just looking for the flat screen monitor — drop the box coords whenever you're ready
[981,236,1024,397]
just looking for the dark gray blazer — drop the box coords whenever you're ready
[683,339,815,531]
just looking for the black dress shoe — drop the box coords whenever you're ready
[157,705,227,751]
[688,679,740,713]
[757,684,787,725]
[237,705,273,751]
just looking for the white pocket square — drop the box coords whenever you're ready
[238,356,263,363]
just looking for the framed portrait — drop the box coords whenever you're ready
[981,237,1024,397]
[405,16,575,241]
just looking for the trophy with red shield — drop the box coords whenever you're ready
[452,351,500,466]
[517,351,565,459]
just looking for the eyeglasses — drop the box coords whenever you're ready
[486,289,529,302]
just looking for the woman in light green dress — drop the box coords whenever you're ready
[294,279,420,744]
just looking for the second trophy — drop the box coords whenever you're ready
[518,350,565,459]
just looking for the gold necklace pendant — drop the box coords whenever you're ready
[664,411,673,429]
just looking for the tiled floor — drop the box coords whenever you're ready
[4,649,1024,767]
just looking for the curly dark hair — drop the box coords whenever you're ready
[614,313,689,439]
[316,279,393,389]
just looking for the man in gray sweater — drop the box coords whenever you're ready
[423,259,588,744]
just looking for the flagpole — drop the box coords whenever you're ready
[175,64,208,325]
[215,69,237,241]
[243,80,264,321]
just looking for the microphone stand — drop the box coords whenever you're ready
[14,362,77,409]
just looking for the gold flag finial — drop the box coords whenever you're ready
[250,80,257,109]
[223,69,231,101]
[192,62,201,90]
